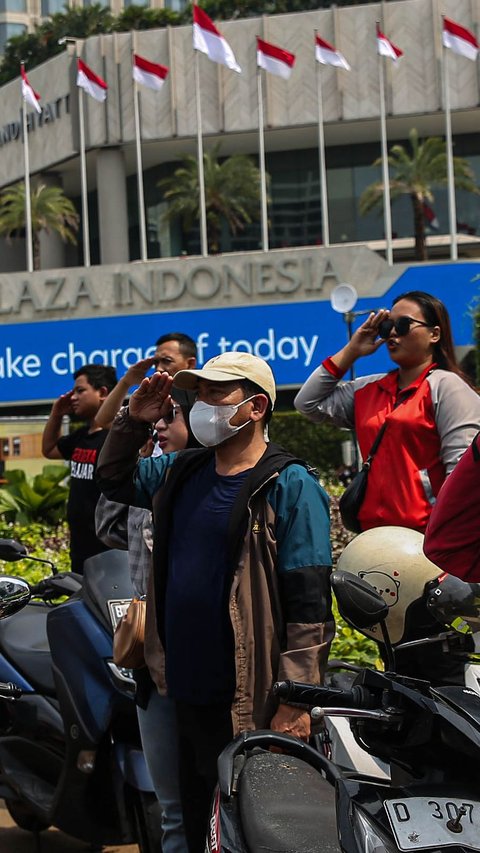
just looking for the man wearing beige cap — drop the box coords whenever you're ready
[97,351,333,853]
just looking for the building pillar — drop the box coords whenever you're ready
[96,148,129,264]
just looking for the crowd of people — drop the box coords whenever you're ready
[41,291,480,853]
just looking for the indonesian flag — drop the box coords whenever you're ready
[133,53,169,91]
[21,65,41,114]
[193,6,241,73]
[76,59,107,102]
[442,17,479,62]
[257,37,296,80]
[423,202,439,230]
[376,26,403,62]
[315,35,351,71]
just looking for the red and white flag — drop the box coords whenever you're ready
[76,59,107,102]
[193,6,241,73]
[315,35,350,71]
[21,65,41,114]
[257,37,295,80]
[442,17,479,62]
[376,26,403,62]
[133,53,169,91]
[423,202,439,230]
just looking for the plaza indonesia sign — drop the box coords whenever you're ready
[0,257,478,404]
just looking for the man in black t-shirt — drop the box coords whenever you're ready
[42,364,117,573]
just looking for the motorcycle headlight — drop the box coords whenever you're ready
[353,808,397,853]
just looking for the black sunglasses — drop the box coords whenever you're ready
[378,316,431,340]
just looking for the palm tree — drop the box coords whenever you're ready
[158,146,265,254]
[0,182,79,270]
[359,128,479,261]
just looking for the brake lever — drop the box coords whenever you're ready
[311,706,400,722]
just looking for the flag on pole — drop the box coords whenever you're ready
[76,58,108,102]
[423,202,439,230]
[193,5,241,73]
[376,26,403,62]
[133,53,169,91]
[257,37,295,80]
[315,35,351,71]
[442,17,479,62]
[21,65,41,114]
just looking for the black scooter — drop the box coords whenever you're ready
[206,570,480,853]
[0,538,163,851]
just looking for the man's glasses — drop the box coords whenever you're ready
[378,316,431,340]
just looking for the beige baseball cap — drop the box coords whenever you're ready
[173,351,276,407]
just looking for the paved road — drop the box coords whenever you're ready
[0,800,139,852]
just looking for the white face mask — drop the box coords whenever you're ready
[189,397,255,448]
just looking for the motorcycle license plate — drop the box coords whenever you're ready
[384,797,480,850]
[107,598,132,631]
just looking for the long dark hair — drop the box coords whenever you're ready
[393,290,470,383]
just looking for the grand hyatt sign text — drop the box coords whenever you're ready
[0,255,341,317]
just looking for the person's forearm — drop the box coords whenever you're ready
[96,377,131,428]
[42,410,63,457]
[96,408,150,505]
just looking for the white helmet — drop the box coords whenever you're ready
[336,527,441,644]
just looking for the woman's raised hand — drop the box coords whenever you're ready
[129,371,174,423]
[348,309,390,358]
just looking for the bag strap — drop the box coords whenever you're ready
[362,366,436,470]
[362,421,388,469]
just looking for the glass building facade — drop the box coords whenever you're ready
[123,134,480,262]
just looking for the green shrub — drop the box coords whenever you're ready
[0,466,69,525]
[270,411,350,477]
[0,521,71,584]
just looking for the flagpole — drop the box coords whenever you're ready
[315,39,330,247]
[257,66,269,253]
[21,81,34,273]
[133,72,148,262]
[378,43,393,266]
[442,37,458,261]
[78,84,91,268]
[194,50,208,257]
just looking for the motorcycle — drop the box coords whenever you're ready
[0,538,163,851]
[206,568,480,853]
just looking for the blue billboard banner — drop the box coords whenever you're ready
[0,261,479,403]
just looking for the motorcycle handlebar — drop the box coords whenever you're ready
[273,680,373,709]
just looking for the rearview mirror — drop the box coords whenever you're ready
[331,570,389,630]
[0,539,28,562]
[0,577,31,618]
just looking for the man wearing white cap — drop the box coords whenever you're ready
[97,351,333,853]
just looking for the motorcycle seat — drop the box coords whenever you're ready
[0,603,56,696]
[238,750,338,852]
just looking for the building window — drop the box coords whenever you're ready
[2,440,9,457]
[12,438,21,457]
[41,0,66,15]
[164,0,187,10]
[0,23,26,53]
[0,0,26,11]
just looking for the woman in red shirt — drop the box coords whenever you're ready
[295,290,480,532]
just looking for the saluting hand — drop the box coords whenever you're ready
[348,309,390,359]
[129,371,174,423]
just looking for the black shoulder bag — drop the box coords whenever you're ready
[338,422,387,534]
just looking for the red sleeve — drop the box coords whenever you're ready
[424,433,480,581]
[322,357,345,379]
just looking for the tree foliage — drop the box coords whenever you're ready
[359,128,479,261]
[158,145,264,253]
[0,182,79,270]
